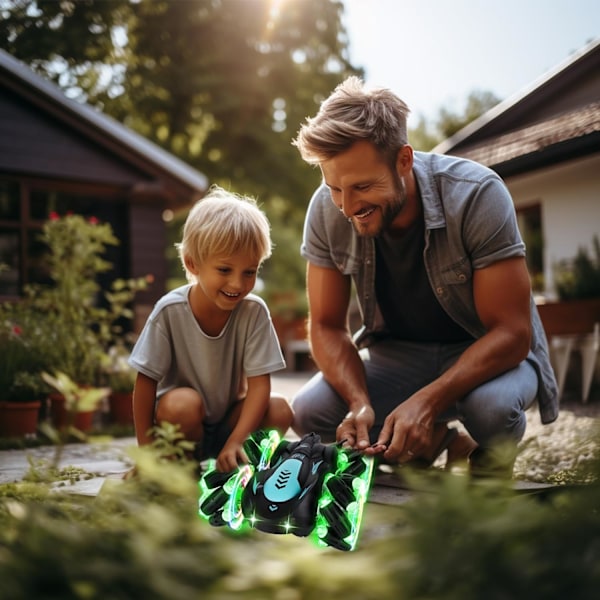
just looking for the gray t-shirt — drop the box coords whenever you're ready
[129,285,285,424]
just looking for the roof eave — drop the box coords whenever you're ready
[0,50,209,204]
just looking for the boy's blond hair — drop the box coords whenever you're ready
[178,186,272,282]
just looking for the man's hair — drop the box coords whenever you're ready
[178,185,272,281]
[293,76,410,166]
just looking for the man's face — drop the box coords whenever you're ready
[320,140,407,237]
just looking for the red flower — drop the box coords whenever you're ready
[88,216,99,225]
[49,211,60,221]
[12,325,22,336]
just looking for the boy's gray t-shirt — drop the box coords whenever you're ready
[128,285,285,424]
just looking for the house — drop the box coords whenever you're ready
[433,39,600,401]
[433,38,600,301]
[0,49,208,330]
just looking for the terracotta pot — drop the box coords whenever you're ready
[48,393,96,432]
[537,298,600,336]
[109,391,134,425]
[0,400,42,438]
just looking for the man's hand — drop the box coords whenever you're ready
[336,405,375,450]
[365,397,436,463]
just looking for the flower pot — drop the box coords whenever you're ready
[0,400,42,438]
[109,391,134,425]
[537,298,600,337]
[48,393,96,432]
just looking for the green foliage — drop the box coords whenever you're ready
[436,89,501,139]
[13,213,148,385]
[0,304,50,401]
[554,235,600,300]
[18,214,117,384]
[41,372,110,416]
[0,0,359,304]
[101,341,137,392]
[0,450,599,599]
[387,468,600,599]
[0,0,502,309]
[38,372,110,471]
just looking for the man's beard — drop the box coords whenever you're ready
[353,175,407,237]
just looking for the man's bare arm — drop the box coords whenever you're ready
[306,262,374,448]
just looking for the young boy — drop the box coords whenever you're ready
[129,186,293,472]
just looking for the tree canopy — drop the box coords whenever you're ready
[0,0,499,304]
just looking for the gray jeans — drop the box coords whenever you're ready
[291,339,539,448]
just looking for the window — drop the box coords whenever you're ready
[517,203,544,293]
[0,178,128,299]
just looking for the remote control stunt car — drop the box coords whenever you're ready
[198,430,374,551]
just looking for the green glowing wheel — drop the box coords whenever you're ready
[313,450,374,551]
[198,431,374,551]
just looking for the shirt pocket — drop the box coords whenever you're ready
[439,257,473,286]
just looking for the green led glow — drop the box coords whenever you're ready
[258,430,280,470]
[199,431,375,552]
[223,464,253,530]
[336,451,349,469]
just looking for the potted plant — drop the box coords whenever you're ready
[538,236,600,337]
[0,319,48,438]
[19,213,148,430]
[41,372,110,465]
[103,343,137,425]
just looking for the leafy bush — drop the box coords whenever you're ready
[1,442,599,599]
[554,235,600,300]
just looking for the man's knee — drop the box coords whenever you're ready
[460,387,528,446]
[290,391,313,437]
[290,385,343,443]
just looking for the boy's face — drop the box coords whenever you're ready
[190,251,260,311]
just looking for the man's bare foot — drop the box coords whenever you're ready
[445,430,478,469]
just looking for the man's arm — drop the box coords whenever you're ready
[373,256,533,462]
[306,261,374,449]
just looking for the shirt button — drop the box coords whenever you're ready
[457,274,466,281]
[436,287,444,295]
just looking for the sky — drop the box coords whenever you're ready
[341,0,599,124]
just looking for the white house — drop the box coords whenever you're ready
[434,38,600,301]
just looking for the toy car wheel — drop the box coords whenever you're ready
[243,429,282,470]
[199,430,283,529]
[199,484,230,519]
[314,450,374,551]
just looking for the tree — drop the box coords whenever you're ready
[0,0,362,304]
[436,89,500,139]
[0,1,499,306]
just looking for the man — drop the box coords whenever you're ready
[291,77,558,475]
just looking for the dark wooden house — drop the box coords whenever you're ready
[0,49,208,328]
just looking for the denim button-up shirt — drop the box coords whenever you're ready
[301,151,558,424]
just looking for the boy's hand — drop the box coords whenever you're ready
[216,439,249,472]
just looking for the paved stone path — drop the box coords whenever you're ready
[1,372,597,503]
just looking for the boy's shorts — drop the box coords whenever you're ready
[201,419,234,458]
